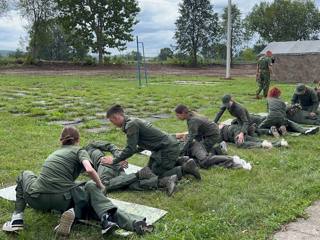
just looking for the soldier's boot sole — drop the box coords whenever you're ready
[54,208,75,236]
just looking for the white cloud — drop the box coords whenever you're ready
[0,10,28,50]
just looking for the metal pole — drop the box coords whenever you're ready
[140,42,148,85]
[136,36,141,87]
[225,0,232,79]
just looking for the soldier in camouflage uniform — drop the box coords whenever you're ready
[85,141,177,196]
[174,104,251,170]
[103,105,201,181]
[256,50,273,99]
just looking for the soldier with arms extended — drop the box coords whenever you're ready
[101,105,201,182]
[2,127,152,236]
[214,94,257,144]
[85,141,178,196]
[175,104,251,170]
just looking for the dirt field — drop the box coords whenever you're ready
[0,63,256,77]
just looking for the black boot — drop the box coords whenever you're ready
[137,166,156,179]
[158,175,178,196]
[182,159,201,180]
[101,213,119,235]
[133,219,154,235]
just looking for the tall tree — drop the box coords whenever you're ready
[18,0,56,59]
[245,0,320,42]
[174,0,219,66]
[0,0,9,16]
[221,4,247,62]
[158,48,173,61]
[57,0,140,64]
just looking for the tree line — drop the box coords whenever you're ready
[0,0,319,66]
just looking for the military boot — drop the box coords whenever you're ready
[279,125,287,136]
[270,126,280,138]
[305,126,319,135]
[158,175,178,196]
[137,167,156,180]
[133,220,154,235]
[182,159,201,180]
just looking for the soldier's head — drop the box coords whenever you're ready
[221,94,233,108]
[175,104,189,120]
[106,104,125,127]
[295,84,306,95]
[60,126,80,145]
[268,87,281,98]
[266,50,273,57]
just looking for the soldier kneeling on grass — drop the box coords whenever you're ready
[101,105,201,192]
[174,104,251,170]
[85,141,178,196]
[2,127,153,237]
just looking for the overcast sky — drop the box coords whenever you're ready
[0,0,319,56]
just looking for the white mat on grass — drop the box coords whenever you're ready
[125,164,142,174]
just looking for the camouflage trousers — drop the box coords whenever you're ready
[256,71,270,97]
[188,141,235,169]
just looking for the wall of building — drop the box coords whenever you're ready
[272,54,320,83]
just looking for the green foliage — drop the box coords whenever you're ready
[57,0,140,64]
[174,0,219,66]
[221,4,249,60]
[245,0,320,42]
[239,48,257,62]
[28,19,74,61]
[158,48,174,61]
[18,0,57,59]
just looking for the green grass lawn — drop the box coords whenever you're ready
[0,73,319,240]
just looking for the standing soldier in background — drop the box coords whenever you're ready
[256,50,273,99]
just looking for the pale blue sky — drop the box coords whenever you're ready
[0,0,319,56]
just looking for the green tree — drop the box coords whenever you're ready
[245,0,320,42]
[18,0,56,60]
[158,48,173,61]
[57,0,140,64]
[174,0,219,66]
[221,4,248,63]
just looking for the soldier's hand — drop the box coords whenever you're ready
[310,112,316,117]
[120,160,129,169]
[236,132,244,144]
[101,156,113,166]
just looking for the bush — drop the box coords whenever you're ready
[82,56,96,66]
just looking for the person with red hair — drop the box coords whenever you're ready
[258,87,319,136]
